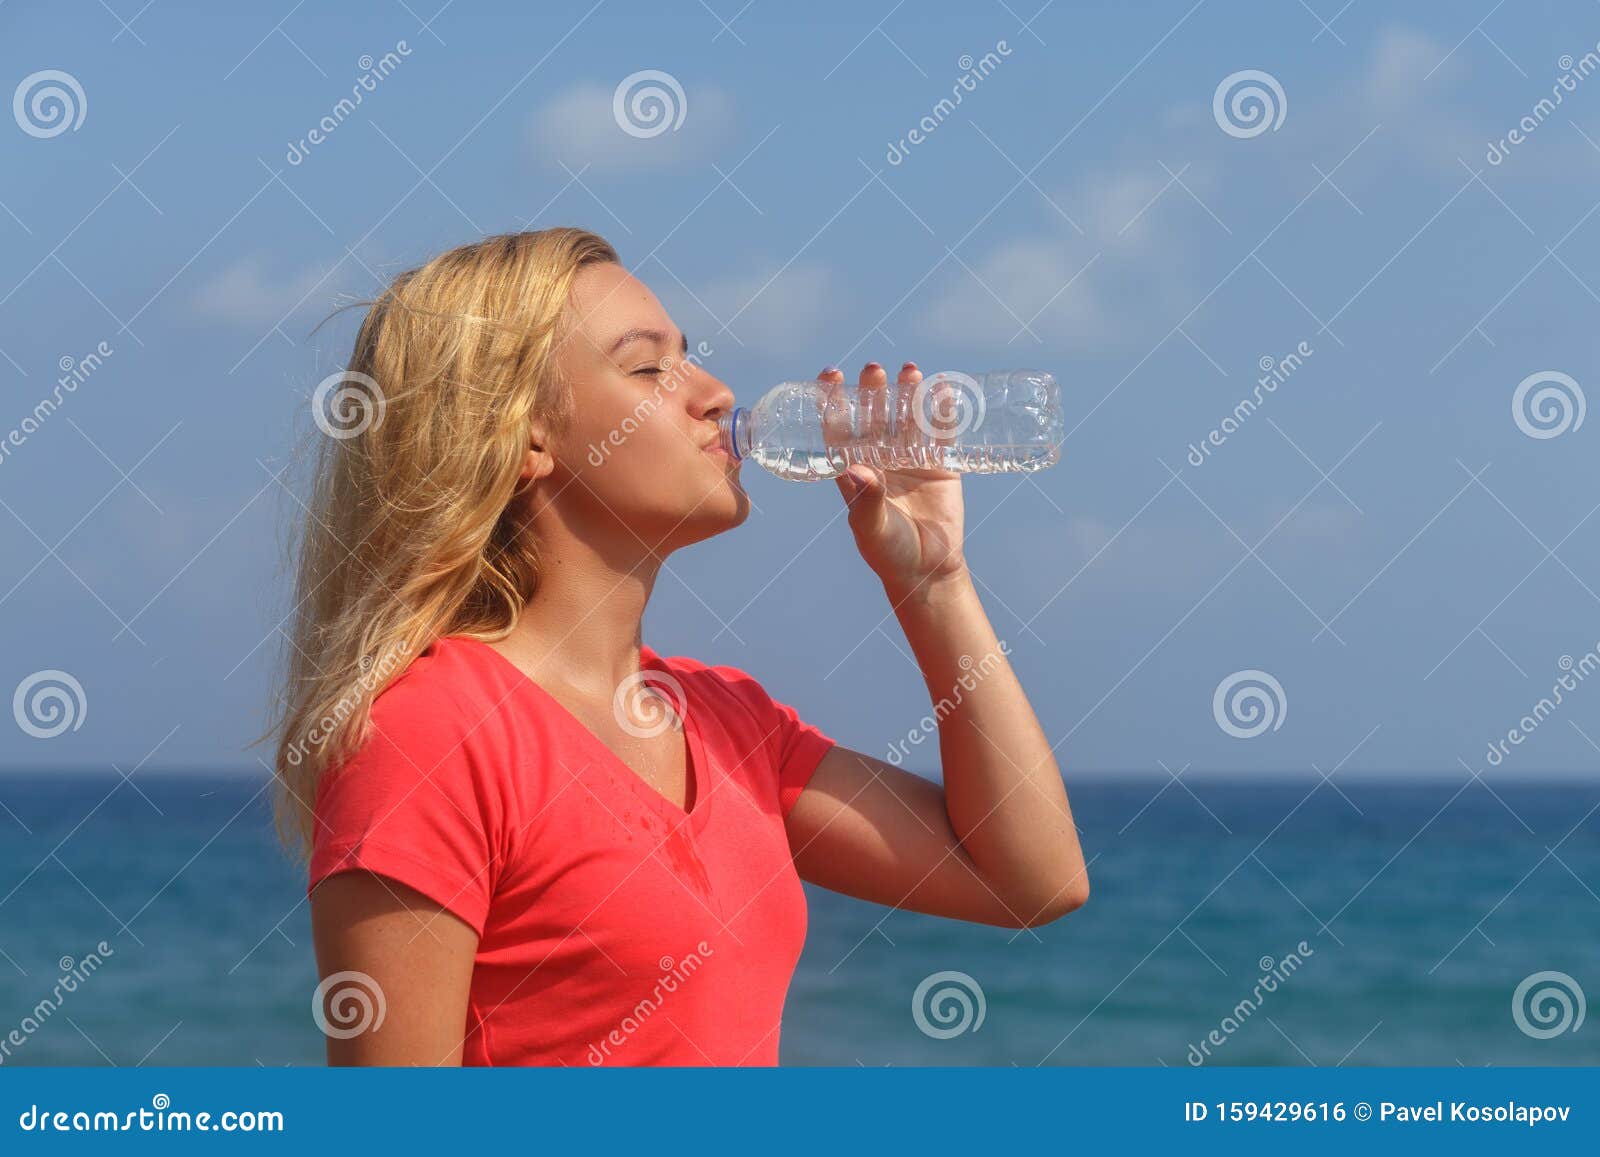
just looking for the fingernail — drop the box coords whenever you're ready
[902,361,916,370]
[821,364,840,375]
[864,362,882,372]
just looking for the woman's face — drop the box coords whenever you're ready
[538,261,748,552]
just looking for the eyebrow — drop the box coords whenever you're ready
[607,327,690,358]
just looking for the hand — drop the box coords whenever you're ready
[819,361,969,602]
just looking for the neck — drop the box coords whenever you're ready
[491,519,664,696]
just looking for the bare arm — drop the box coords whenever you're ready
[785,573,1087,928]
[309,871,479,1065]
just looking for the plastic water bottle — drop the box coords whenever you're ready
[716,369,1062,482]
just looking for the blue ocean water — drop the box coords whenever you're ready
[0,773,1594,1067]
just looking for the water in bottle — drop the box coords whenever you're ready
[716,369,1063,482]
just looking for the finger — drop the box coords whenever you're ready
[816,365,849,452]
[859,361,888,446]
[894,361,922,451]
[838,464,887,535]
[923,371,963,452]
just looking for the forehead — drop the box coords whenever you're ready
[567,262,670,353]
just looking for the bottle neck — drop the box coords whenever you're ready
[717,407,750,461]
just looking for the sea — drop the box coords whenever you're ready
[0,773,1595,1067]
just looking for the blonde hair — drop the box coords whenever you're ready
[269,227,620,861]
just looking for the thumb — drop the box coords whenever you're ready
[838,464,887,527]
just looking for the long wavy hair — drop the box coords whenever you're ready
[269,227,620,862]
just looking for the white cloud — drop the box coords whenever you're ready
[1269,501,1362,544]
[906,24,1491,359]
[1356,26,1475,173]
[908,151,1220,352]
[190,256,344,327]
[1367,26,1459,107]
[1079,160,1223,251]
[1082,168,1169,248]
[1052,512,1234,596]
[528,77,736,173]
[914,236,1117,349]
[1047,500,1360,598]
[672,262,835,355]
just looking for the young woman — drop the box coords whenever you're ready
[273,227,1087,1066]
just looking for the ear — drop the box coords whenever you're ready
[516,420,557,485]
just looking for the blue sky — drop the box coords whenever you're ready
[2,0,1598,778]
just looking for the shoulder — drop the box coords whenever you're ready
[646,648,771,728]
[321,635,526,802]
[364,634,520,739]
[649,646,836,813]
[648,645,834,751]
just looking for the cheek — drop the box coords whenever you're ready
[567,388,687,465]
[566,406,658,473]
[567,417,699,504]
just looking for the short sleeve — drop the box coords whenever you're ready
[704,663,836,816]
[768,690,836,815]
[306,695,499,937]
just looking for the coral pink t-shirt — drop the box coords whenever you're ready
[306,635,835,1066]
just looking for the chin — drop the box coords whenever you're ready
[721,485,752,529]
[675,476,750,545]
[703,478,752,530]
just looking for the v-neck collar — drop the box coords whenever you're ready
[445,636,711,832]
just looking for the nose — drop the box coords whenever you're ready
[688,367,737,422]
